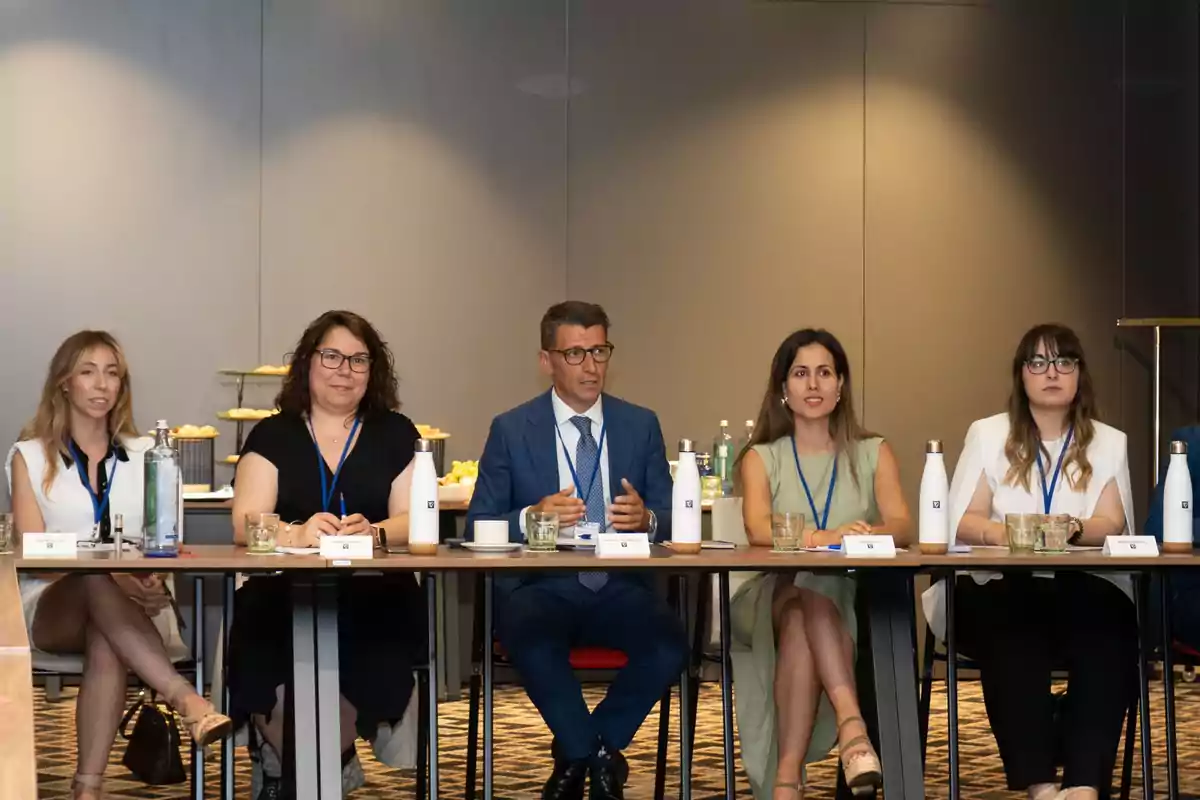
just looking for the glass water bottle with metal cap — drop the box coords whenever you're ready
[919,439,950,554]
[143,420,181,558]
[672,438,702,553]
[1163,440,1193,554]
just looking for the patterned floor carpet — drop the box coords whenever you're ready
[32,678,1200,798]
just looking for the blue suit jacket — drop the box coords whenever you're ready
[466,391,674,554]
[1145,425,1200,545]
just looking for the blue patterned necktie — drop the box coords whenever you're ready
[571,416,608,592]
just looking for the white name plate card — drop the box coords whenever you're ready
[23,533,79,558]
[320,535,374,562]
[595,533,651,558]
[842,535,897,558]
[1103,536,1159,557]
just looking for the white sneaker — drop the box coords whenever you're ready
[371,721,410,768]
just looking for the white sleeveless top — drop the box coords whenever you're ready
[6,436,152,540]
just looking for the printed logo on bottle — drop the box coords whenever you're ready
[685,500,694,508]
[1184,501,1191,510]
[427,500,436,509]
[932,500,941,509]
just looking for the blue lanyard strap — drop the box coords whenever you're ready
[308,416,362,514]
[791,436,837,531]
[1035,424,1074,514]
[68,442,117,525]
[554,421,607,521]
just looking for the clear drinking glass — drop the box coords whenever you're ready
[527,511,559,552]
[0,513,14,555]
[1005,513,1041,553]
[1037,513,1071,553]
[245,512,280,555]
[771,512,805,552]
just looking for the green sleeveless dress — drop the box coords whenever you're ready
[729,435,882,799]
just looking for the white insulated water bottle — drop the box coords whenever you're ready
[408,439,440,555]
[672,438,702,554]
[919,439,950,554]
[1163,440,1193,554]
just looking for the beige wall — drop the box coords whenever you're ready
[566,1,1159,508]
[1,1,1194,518]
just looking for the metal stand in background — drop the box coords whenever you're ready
[1116,317,1200,485]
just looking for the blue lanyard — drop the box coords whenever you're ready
[68,442,117,525]
[791,436,837,531]
[1035,424,1074,514]
[307,416,362,514]
[555,421,607,521]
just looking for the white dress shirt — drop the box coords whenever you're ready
[922,412,1136,639]
[519,390,610,536]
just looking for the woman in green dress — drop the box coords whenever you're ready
[730,328,913,799]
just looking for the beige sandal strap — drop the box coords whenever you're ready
[72,774,103,788]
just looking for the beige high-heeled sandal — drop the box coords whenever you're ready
[837,716,882,797]
[773,781,804,798]
[1055,788,1099,800]
[1029,783,1058,800]
[71,772,103,799]
[166,681,233,748]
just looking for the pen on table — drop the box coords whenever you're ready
[828,544,841,551]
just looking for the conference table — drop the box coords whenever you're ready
[9,544,1199,800]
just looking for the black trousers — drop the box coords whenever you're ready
[955,572,1137,791]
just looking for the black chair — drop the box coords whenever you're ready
[919,623,1138,800]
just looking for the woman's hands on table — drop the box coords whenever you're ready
[281,512,375,547]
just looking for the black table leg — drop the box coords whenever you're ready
[719,570,735,800]
[191,576,206,800]
[945,573,960,799]
[221,573,235,800]
[1135,573,1155,800]
[1161,571,1179,799]
[864,570,924,800]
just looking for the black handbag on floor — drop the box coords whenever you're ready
[119,690,187,785]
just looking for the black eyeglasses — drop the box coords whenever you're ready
[1026,356,1078,375]
[547,344,615,366]
[317,349,371,373]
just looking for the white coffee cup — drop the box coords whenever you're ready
[473,520,509,546]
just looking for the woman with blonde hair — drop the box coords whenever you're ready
[730,328,912,799]
[7,331,231,800]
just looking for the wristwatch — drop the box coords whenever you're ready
[647,509,658,538]
[1067,516,1085,545]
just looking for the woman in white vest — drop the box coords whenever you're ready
[7,331,231,800]
[925,324,1136,800]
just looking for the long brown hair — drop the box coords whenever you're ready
[1003,323,1096,492]
[20,331,138,494]
[276,310,400,417]
[737,328,875,488]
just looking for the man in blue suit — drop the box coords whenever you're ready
[466,301,688,800]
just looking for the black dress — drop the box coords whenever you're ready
[226,410,426,737]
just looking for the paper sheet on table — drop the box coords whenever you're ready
[274,546,321,555]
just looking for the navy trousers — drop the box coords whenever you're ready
[495,574,689,761]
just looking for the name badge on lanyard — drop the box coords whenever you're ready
[555,422,607,526]
[791,436,837,531]
[69,442,117,528]
[1036,425,1074,514]
[309,416,362,514]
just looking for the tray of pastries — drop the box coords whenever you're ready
[218,408,280,421]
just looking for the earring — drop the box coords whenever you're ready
[781,395,789,407]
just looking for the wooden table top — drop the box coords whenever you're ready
[12,544,1199,573]
[9,546,329,572]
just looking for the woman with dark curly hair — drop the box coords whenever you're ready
[227,310,426,798]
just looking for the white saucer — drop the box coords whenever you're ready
[462,542,523,553]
